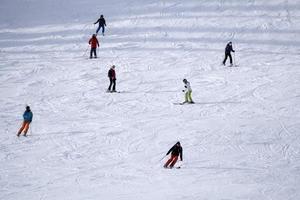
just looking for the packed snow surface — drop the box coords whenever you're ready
[1,0,300,199]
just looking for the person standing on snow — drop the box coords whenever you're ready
[222,41,235,66]
[182,79,194,104]
[88,34,99,59]
[107,65,116,92]
[164,142,183,168]
[17,106,33,137]
[94,15,106,36]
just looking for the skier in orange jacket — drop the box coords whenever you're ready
[88,34,99,59]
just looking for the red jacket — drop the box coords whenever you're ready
[89,36,99,48]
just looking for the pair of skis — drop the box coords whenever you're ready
[106,90,120,93]
[164,166,181,169]
[164,163,183,169]
[173,102,195,105]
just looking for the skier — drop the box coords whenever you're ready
[17,106,33,137]
[222,41,235,66]
[182,79,194,104]
[164,142,183,168]
[88,34,99,59]
[107,65,116,92]
[94,15,106,36]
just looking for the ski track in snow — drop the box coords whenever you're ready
[1,0,300,199]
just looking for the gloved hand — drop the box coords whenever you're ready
[182,90,185,92]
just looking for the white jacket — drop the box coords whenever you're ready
[183,81,192,92]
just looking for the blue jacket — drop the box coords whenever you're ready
[23,111,33,123]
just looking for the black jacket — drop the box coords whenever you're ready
[225,43,235,54]
[108,68,116,79]
[166,144,183,160]
[94,17,106,26]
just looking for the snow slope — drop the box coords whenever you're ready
[1,0,300,199]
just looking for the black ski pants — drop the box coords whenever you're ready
[108,78,116,91]
[90,48,97,58]
[223,53,232,65]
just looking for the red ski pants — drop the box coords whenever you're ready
[18,121,30,136]
[164,155,178,168]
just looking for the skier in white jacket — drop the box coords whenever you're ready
[182,79,194,104]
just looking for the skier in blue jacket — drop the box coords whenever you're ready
[17,106,33,137]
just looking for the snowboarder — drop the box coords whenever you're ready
[222,41,235,66]
[182,79,194,104]
[107,65,116,92]
[164,142,183,168]
[94,15,106,36]
[88,34,99,59]
[17,106,33,137]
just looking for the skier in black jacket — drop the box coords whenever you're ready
[164,142,183,168]
[107,65,116,92]
[94,15,106,36]
[222,41,235,66]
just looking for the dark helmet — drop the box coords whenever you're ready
[183,79,187,83]
[176,141,181,146]
[100,15,103,18]
[228,41,232,45]
[26,106,30,111]
[92,34,96,37]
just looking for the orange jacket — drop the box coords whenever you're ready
[89,36,99,48]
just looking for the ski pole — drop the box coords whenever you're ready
[30,123,32,135]
[176,161,184,168]
[233,42,237,66]
[83,45,89,57]
[233,52,236,66]
[159,155,167,161]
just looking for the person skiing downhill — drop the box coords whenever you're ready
[164,142,183,168]
[182,79,194,104]
[222,41,235,66]
[88,34,99,59]
[17,106,33,137]
[94,15,106,36]
[107,65,116,92]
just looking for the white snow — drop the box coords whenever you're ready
[1,0,300,199]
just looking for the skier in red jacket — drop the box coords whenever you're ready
[88,34,99,59]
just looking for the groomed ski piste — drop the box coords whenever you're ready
[1,0,300,199]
